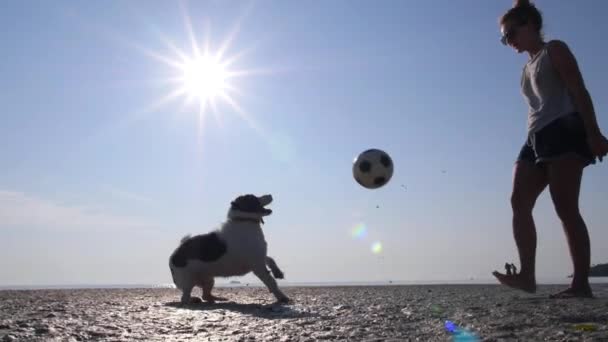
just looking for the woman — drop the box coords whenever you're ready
[492,0,608,298]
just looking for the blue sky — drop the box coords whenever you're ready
[1,1,608,286]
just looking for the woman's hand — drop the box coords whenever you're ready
[587,131,608,162]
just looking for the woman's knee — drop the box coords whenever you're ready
[511,161,547,215]
[547,158,585,223]
[510,191,535,215]
[551,197,582,223]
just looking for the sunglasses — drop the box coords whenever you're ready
[500,22,525,46]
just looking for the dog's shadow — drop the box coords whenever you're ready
[164,300,318,320]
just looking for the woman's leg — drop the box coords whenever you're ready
[547,157,593,298]
[493,160,548,293]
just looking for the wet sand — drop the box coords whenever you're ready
[1,284,607,341]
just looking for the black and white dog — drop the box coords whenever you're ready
[169,194,290,304]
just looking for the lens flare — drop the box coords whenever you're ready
[444,320,480,341]
[574,323,598,332]
[351,223,368,240]
[371,241,383,254]
[445,320,457,333]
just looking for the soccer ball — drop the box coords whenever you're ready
[352,148,394,189]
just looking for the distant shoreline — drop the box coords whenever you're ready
[2,277,607,291]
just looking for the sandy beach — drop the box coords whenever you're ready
[1,284,607,341]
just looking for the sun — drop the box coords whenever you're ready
[119,2,274,138]
[177,54,230,106]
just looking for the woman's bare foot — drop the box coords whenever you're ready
[492,271,536,293]
[549,287,594,299]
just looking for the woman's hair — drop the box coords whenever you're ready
[500,0,543,33]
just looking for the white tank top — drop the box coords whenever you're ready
[521,42,575,134]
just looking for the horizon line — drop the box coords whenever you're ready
[2,276,599,291]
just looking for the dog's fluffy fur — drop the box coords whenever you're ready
[169,194,289,304]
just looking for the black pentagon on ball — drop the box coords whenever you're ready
[358,160,372,173]
[380,154,392,168]
[374,176,386,186]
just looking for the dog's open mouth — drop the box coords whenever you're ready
[231,194,273,216]
[258,194,272,215]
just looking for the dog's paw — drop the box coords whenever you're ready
[179,295,200,306]
[271,269,284,279]
[202,295,228,303]
[190,297,203,304]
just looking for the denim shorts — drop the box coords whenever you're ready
[517,112,596,167]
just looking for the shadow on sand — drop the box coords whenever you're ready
[164,300,318,319]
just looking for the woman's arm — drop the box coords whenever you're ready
[547,40,601,136]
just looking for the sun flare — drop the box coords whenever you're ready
[177,55,230,105]
[123,2,276,139]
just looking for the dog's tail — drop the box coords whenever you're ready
[179,234,192,245]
